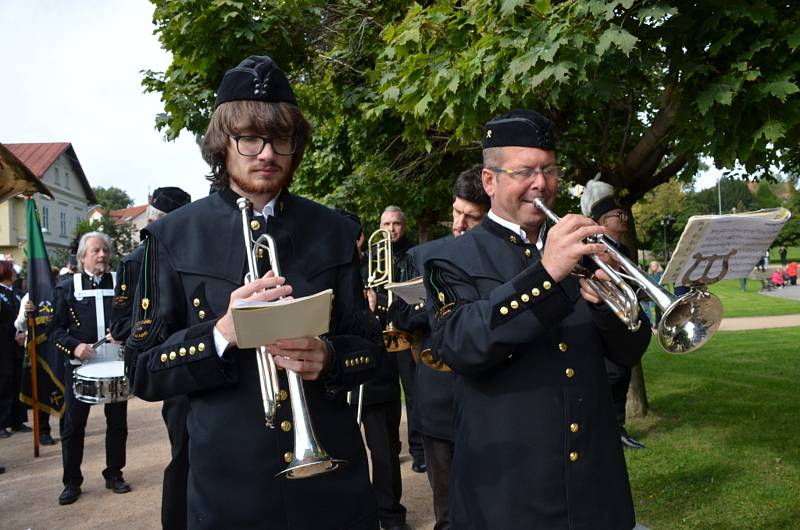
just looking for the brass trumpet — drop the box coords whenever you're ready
[532,198,723,354]
[367,228,414,352]
[238,198,343,478]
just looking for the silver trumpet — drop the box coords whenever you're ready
[237,198,344,478]
[532,198,723,354]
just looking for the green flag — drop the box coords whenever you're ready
[20,198,65,416]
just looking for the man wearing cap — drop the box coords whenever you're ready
[50,232,131,505]
[422,109,651,529]
[394,164,489,530]
[129,55,382,529]
[580,175,646,451]
[111,186,191,530]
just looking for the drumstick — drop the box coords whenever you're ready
[92,337,109,349]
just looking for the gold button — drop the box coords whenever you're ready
[250,219,261,231]
[121,284,127,291]
[257,248,264,259]
[193,298,200,307]
[345,359,351,367]
[365,357,371,364]
[569,451,579,462]
[510,300,519,309]
[543,281,552,290]
[558,342,568,352]
[509,235,517,243]
[179,347,187,356]
[189,346,196,355]
[160,353,168,363]
[524,248,532,257]
[279,390,288,401]
[500,306,509,315]
[169,351,176,361]
[532,288,540,297]
[198,343,205,352]
[284,451,293,463]
[570,422,579,433]
[521,294,530,303]
[565,368,575,378]
[280,420,292,432]
[198,310,206,320]
[507,353,513,359]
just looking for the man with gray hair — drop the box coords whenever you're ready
[50,231,131,505]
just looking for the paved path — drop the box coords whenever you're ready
[0,399,433,530]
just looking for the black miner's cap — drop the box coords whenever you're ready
[151,187,191,213]
[482,109,556,150]
[214,55,296,108]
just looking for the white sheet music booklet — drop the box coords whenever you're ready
[660,208,791,286]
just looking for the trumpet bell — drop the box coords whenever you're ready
[278,453,346,479]
[657,290,723,354]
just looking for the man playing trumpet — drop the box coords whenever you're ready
[128,55,383,529]
[422,109,651,529]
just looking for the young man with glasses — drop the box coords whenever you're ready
[422,109,651,529]
[581,175,646,450]
[127,55,383,529]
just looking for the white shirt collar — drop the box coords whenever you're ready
[253,193,279,220]
[488,210,546,250]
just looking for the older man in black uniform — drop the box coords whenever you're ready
[422,109,651,530]
[51,232,131,505]
[110,186,191,530]
[129,55,382,529]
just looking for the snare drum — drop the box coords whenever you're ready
[73,361,131,404]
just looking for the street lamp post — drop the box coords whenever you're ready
[661,215,675,265]
[717,175,723,215]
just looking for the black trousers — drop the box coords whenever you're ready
[605,358,631,429]
[61,363,128,486]
[396,349,424,464]
[361,400,407,528]
[161,395,191,530]
[422,434,454,530]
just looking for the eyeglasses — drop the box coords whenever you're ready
[230,134,296,156]
[488,166,564,182]
[604,212,629,222]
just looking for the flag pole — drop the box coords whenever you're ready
[27,312,41,458]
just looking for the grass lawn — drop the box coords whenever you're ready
[769,245,800,264]
[626,328,800,529]
[706,279,800,318]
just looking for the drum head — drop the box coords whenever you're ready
[76,361,125,378]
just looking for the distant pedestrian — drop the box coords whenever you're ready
[786,261,797,286]
[779,245,788,267]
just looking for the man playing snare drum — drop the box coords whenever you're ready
[50,231,131,505]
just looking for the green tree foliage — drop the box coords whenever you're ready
[754,180,781,208]
[93,186,134,211]
[141,0,799,238]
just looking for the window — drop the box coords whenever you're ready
[60,212,67,237]
[54,167,60,185]
[42,206,50,232]
[76,215,82,229]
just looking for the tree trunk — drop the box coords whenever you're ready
[626,361,648,418]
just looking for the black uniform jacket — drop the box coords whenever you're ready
[110,245,144,343]
[392,239,455,441]
[422,216,651,530]
[50,272,114,361]
[129,187,382,530]
[0,283,21,375]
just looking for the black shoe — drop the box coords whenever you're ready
[58,485,81,505]
[40,433,56,445]
[411,461,427,473]
[0,429,10,439]
[0,465,5,474]
[105,476,132,493]
[620,432,646,449]
[11,424,32,433]
[385,525,412,530]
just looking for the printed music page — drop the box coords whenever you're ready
[386,277,426,305]
[232,289,333,348]
[661,208,791,286]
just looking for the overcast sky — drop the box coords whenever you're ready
[0,0,211,206]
